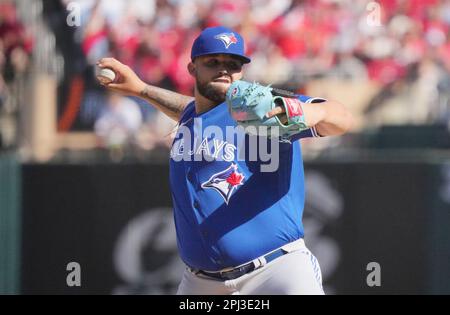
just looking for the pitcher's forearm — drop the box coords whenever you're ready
[311,101,354,136]
[139,85,194,121]
[96,58,194,122]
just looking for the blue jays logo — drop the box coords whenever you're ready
[214,32,238,49]
[201,163,244,204]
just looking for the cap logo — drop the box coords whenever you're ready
[214,32,238,49]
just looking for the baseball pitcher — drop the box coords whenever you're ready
[97,26,353,295]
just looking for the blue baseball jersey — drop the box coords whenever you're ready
[169,95,325,271]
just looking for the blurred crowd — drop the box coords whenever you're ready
[6,0,450,153]
[62,0,450,148]
[67,0,450,87]
[0,0,32,150]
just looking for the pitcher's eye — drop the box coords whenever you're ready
[205,59,219,67]
[228,62,242,71]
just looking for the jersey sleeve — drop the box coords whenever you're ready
[289,95,327,142]
[178,101,196,124]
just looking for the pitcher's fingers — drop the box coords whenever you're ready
[265,106,285,118]
[97,57,119,66]
[98,80,119,90]
[97,58,124,71]
[105,82,122,89]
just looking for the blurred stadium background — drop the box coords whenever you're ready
[1,0,450,294]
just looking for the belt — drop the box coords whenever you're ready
[191,247,288,281]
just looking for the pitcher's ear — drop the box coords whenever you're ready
[187,62,195,76]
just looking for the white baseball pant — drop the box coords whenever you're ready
[176,239,324,295]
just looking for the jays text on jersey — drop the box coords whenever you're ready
[169,95,324,271]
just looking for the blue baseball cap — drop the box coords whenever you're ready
[191,26,251,64]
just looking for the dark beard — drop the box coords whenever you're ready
[196,78,227,103]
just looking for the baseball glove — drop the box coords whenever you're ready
[225,80,309,139]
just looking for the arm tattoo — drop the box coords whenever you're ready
[140,85,194,121]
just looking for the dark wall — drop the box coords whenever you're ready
[20,161,450,294]
[21,163,175,294]
[304,162,437,294]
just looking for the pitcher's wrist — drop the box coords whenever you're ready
[136,81,149,98]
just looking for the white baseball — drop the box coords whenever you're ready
[97,67,116,84]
